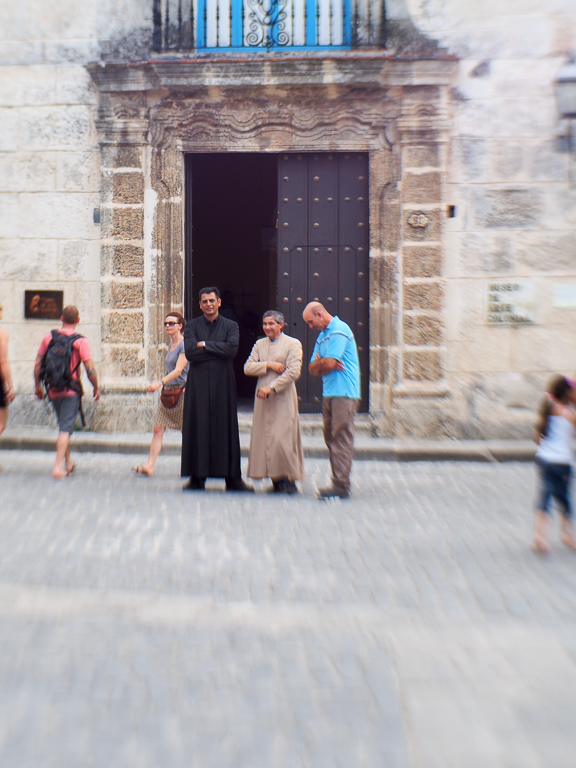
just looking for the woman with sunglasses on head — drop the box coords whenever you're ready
[132,312,189,477]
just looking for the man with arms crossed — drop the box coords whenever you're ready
[181,287,252,492]
[244,310,304,494]
[34,305,100,478]
[302,301,361,499]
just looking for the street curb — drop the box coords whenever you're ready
[0,429,536,462]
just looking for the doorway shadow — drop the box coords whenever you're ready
[185,153,278,402]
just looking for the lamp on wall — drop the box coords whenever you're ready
[555,60,576,119]
[555,60,576,185]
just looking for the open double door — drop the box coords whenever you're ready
[185,152,369,412]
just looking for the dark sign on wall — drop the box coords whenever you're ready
[24,291,64,320]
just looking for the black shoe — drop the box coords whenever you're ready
[183,478,205,491]
[267,479,298,495]
[317,486,349,499]
[226,479,254,492]
[283,481,299,495]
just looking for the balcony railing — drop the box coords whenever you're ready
[152,0,386,52]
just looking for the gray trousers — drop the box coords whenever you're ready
[322,397,357,493]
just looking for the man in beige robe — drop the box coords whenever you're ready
[244,310,304,494]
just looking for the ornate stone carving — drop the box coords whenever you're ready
[150,147,182,198]
[407,211,431,228]
[149,96,397,151]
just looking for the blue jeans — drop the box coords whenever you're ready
[536,459,572,517]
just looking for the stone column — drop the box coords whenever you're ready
[368,139,401,435]
[148,144,185,381]
[93,97,152,431]
[394,85,452,437]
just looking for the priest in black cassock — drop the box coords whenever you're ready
[181,287,253,492]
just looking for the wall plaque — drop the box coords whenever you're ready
[552,284,576,308]
[486,280,534,324]
[24,290,63,320]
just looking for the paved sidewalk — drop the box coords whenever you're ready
[0,450,573,768]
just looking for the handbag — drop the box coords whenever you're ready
[160,385,184,409]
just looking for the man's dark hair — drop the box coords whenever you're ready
[199,287,220,300]
[62,305,79,324]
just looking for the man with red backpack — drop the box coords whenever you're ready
[34,305,100,478]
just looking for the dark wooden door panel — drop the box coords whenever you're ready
[278,153,369,413]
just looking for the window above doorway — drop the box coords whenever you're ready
[152,0,386,53]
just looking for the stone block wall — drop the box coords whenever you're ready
[2,0,576,438]
[0,0,156,429]
[100,145,146,382]
[0,58,102,427]
[406,0,576,438]
[381,84,453,438]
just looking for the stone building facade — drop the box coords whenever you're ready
[1,0,575,437]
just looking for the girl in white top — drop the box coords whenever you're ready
[533,375,576,554]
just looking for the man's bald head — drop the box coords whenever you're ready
[302,302,332,331]
[303,301,324,317]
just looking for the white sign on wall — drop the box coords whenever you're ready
[486,280,535,325]
[552,284,576,308]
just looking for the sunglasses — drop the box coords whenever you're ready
[164,321,178,326]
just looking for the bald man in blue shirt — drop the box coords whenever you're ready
[303,302,361,499]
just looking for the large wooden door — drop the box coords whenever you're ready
[277,153,369,413]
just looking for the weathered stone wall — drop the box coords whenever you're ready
[0,0,155,428]
[1,0,576,437]
[404,0,576,437]
[0,57,102,427]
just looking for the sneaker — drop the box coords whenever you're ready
[317,486,349,500]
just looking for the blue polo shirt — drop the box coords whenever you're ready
[311,316,361,399]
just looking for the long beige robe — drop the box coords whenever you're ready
[244,333,304,481]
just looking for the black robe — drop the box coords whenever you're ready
[180,314,242,480]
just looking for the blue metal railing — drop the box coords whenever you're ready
[153,0,385,53]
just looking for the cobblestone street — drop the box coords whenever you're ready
[1,450,576,767]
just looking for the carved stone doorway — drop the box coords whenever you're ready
[88,54,457,432]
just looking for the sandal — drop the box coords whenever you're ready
[132,465,152,477]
